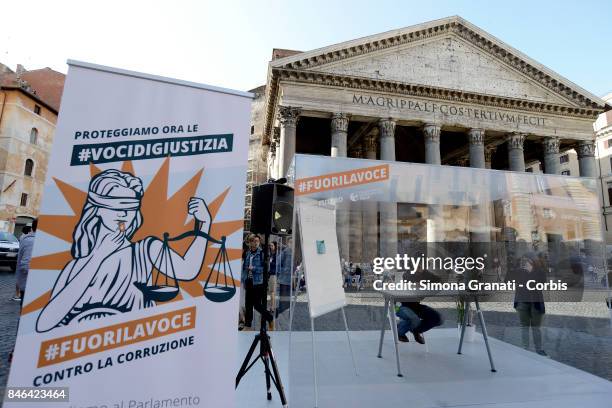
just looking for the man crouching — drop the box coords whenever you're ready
[397,269,443,344]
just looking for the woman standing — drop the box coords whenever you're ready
[510,251,547,356]
[241,234,265,329]
[277,237,293,316]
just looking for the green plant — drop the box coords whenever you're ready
[456,299,465,325]
[456,300,474,326]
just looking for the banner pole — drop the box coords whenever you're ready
[341,306,358,376]
[310,314,319,408]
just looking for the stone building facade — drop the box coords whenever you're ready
[247,16,610,258]
[244,85,269,230]
[595,93,612,243]
[0,63,65,236]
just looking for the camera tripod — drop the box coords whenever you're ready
[235,233,287,407]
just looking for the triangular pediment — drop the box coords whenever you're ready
[271,16,606,110]
[310,36,572,106]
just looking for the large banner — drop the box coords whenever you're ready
[6,61,251,407]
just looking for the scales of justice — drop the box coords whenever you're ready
[134,221,237,304]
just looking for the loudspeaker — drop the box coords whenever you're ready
[251,183,294,235]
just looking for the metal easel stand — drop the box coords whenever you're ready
[457,297,497,372]
[340,306,359,376]
[377,297,403,377]
[289,284,358,408]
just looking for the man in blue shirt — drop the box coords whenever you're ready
[11,226,30,301]
[242,234,265,329]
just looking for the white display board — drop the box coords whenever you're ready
[6,61,251,408]
[297,201,346,318]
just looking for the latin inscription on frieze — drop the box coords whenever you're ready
[352,94,546,127]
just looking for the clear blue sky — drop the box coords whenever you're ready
[3,0,611,97]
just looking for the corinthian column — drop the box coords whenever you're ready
[423,123,441,165]
[468,128,486,169]
[379,119,398,258]
[468,129,490,248]
[278,106,301,177]
[507,133,526,172]
[379,119,396,161]
[331,113,349,157]
[362,129,379,261]
[330,113,351,261]
[577,140,597,178]
[575,142,602,258]
[568,142,601,258]
[506,133,534,244]
[542,137,560,175]
[271,127,280,179]
[423,123,444,245]
[349,145,364,263]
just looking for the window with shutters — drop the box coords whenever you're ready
[30,128,38,144]
[24,159,34,177]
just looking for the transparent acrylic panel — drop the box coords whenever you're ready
[285,154,611,408]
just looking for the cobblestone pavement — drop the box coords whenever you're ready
[1,273,610,400]
[0,267,21,400]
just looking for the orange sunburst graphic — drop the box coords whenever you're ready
[22,158,243,316]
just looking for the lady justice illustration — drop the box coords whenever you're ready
[36,169,214,332]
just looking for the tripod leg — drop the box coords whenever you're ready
[262,354,272,400]
[236,334,261,387]
[267,347,288,407]
[259,331,288,407]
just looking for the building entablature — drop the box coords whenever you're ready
[262,16,610,145]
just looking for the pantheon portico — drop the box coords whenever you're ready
[251,16,611,262]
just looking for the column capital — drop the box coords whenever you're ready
[577,140,596,158]
[507,132,526,150]
[363,128,379,152]
[278,106,301,127]
[542,136,560,155]
[379,118,396,138]
[423,123,441,143]
[468,128,485,145]
[330,112,350,133]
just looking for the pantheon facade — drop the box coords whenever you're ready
[247,16,610,261]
